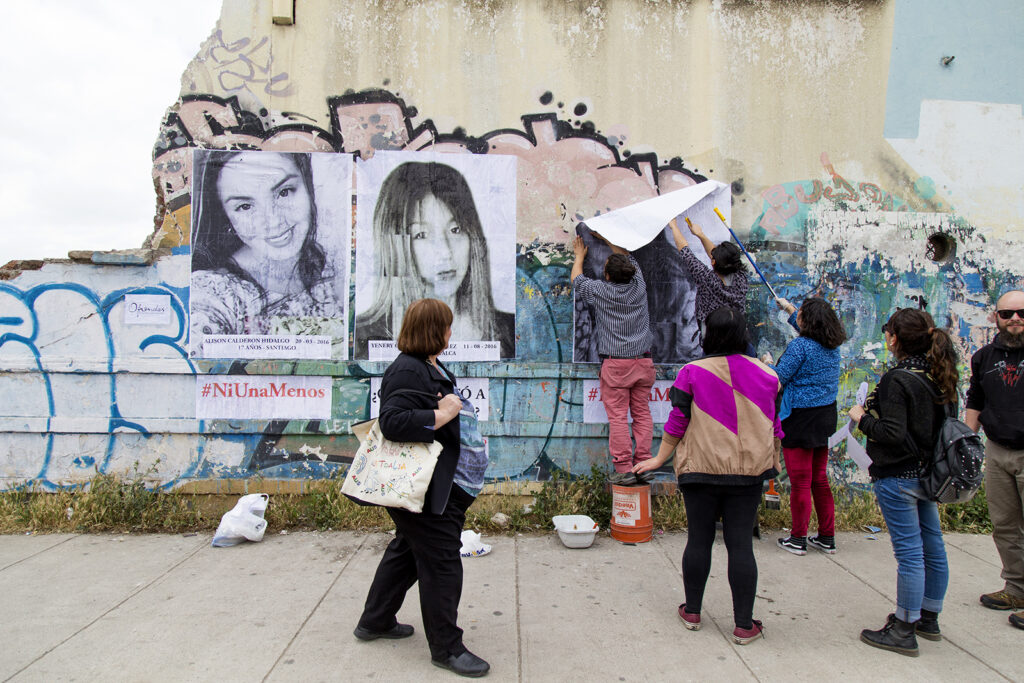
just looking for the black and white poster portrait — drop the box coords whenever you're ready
[353,151,517,361]
[573,181,732,365]
[189,150,352,360]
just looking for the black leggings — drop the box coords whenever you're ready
[680,482,762,629]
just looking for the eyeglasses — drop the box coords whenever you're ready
[997,309,1024,320]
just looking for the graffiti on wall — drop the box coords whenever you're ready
[4,87,1023,491]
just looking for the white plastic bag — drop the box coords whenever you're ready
[212,493,269,547]
[459,530,492,558]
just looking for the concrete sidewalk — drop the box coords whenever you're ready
[1,529,1020,682]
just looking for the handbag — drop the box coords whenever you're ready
[342,389,443,513]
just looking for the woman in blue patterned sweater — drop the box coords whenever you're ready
[763,297,846,555]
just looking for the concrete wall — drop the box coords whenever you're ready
[2,0,1022,491]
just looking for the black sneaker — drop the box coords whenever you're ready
[636,470,656,484]
[777,536,807,556]
[608,471,637,486]
[808,535,837,554]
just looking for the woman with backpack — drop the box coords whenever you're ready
[848,308,959,657]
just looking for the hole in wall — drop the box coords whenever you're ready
[925,232,956,263]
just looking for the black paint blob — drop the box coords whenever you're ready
[731,179,745,195]
[557,102,564,108]
[540,91,553,105]
[573,103,588,116]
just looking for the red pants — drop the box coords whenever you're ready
[599,358,656,472]
[783,446,835,537]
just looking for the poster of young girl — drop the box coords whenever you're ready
[353,151,517,361]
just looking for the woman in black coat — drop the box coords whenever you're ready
[354,298,490,678]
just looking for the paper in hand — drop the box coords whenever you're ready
[828,382,872,471]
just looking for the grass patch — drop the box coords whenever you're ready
[0,466,204,533]
[0,468,994,536]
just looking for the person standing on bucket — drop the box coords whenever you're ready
[964,289,1024,631]
[634,307,782,644]
[572,230,656,486]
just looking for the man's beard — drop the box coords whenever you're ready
[997,323,1024,348]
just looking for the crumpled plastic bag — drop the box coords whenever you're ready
[212,493,269,547]
[459,529,491,558]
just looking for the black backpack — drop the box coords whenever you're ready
[898,370,985,504]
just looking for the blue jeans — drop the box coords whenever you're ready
[873,477,949,622]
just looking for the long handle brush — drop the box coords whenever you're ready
[713,207,778,299]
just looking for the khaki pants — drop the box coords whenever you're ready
[986,440,1024,598]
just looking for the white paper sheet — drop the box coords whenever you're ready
[196,376,332,419]
[370,377,489,421]
[124,294,172,326]
[581,180,732,251]
[829,382,871,471]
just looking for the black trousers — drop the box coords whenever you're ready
[679,482,762,629]
[357,485,475,659]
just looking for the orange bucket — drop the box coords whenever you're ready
[610,484,653,543]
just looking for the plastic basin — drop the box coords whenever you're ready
[552,514,598,549]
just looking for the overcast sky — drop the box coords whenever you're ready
[0,1,222,262]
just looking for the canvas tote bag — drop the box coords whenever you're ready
[342,389,443,513]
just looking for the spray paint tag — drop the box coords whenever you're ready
[613,489,640,527]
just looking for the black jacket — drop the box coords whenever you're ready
[858,360,949,480]
[965,334,1024,449]
[378,352,461,515]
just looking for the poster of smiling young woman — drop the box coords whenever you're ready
[353,151,517,361]
[189,150,352,360]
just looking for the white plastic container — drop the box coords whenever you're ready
[552,515,598,549]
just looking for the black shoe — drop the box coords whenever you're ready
[353,622,414,641]
[808,535,837,554]
[636,470,656,484]
[777,536,807,556]
[917,609,941,641]
[860,614,919,657]
[608,471,637,486]
[431,650,490,678]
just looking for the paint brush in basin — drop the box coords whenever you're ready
[713,207,778,299]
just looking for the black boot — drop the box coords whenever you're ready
[860,614,919,657]
[916,609,941,641]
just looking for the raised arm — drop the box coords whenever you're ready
[571,236,587,281]
[687,220,716,261]
[669,218,689,251]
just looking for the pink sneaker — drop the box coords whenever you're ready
[733,620,764,644]
[677,604,701,631]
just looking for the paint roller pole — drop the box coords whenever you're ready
[713,207,778,300]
